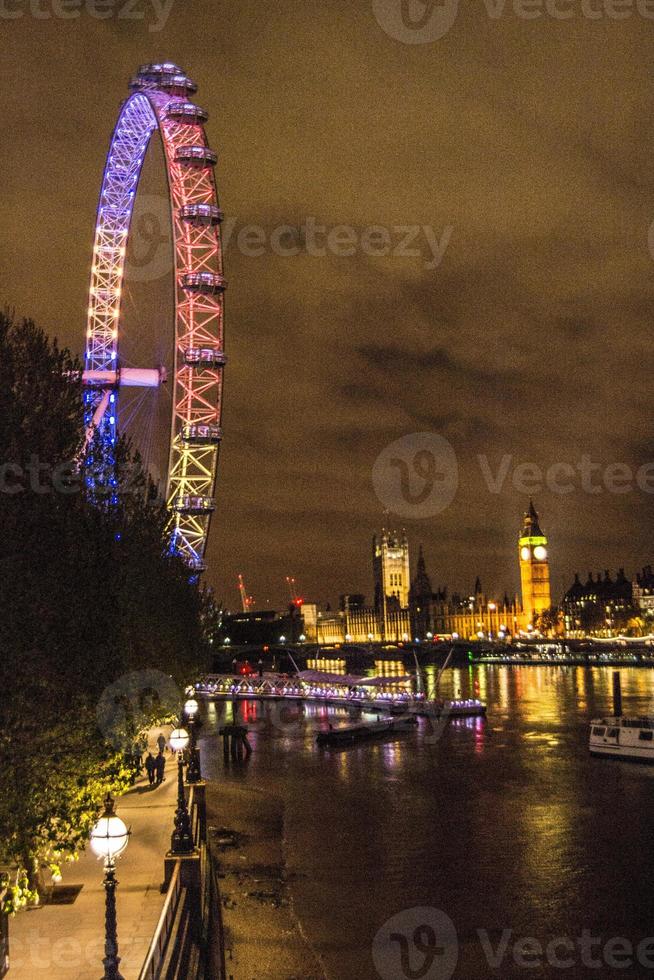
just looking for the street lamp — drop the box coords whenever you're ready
[184,697,202,784]
[168,728,194,854]
[90,794,130,980]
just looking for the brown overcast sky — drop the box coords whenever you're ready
[2,0,654,609]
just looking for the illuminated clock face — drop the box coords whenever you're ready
[534,545,547,561]
[520,546,530,561]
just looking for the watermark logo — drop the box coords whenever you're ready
[372,432,459,518]
[221,217,453,271]
[0,454,166,500]
[0,0,174,31]
[373,0,654,42]
[103,197,454,274]
[96,669,180,749]
[372,434,654,520]
[373,0,460,43]
[372,906,459,979]
[478,453,654,497]
[124,193,172,283]
[373,909,654,974]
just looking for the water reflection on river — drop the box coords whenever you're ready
[201,666,654,979]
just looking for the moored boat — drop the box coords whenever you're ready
[589,716,654,763]
[316,714,417,747]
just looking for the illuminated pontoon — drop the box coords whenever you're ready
[83,62,226,572]
[196,673,486,719]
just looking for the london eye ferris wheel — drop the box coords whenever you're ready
[82,63,226,573]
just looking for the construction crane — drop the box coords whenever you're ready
[285,575,304,608]
[238,573,255,613]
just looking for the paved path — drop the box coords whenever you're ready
[9,728,178,979]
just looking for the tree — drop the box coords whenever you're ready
[0,313,211,911]
[533,606,563,637]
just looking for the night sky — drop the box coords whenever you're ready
[3,0,654,609]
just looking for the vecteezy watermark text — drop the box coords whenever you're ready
[373,0,654,44]
[372,433,654,520]
[0,0,174,31]
[220,217,453,271]
[478,453,654,496]
[114,194,455,281]
[372,906,654,979]
[0,455,164,498]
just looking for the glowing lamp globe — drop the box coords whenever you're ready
[90,796,129,862]
[169,728,190,752]
[184,698,199,718]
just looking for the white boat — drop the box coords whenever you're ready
[589,716,654,762]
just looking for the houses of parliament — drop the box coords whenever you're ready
[307,502,551,643]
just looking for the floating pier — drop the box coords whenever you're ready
[197,672,486,720]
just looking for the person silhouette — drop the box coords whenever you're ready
[155,751,166,785]
[145,752,156,786]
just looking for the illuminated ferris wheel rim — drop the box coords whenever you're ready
[83,62,226,573]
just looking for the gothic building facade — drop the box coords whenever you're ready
[311,506,548,643]
[562,569,635,636]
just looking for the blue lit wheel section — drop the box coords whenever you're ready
[83,63,226,573]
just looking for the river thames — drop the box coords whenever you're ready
[200,665,654,979]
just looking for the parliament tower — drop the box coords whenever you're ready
[373,528,410,612]
[519,501,551,624]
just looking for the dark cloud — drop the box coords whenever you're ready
[2,0,654,608]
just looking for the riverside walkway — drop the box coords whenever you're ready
[9,729,176,980]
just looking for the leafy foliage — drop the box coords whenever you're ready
[0,313,212,911]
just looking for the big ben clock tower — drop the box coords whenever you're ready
[519,501,551,623]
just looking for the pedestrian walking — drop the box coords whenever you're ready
[157,732,166,754]
[132,741,143,774]
[145,752,156,786]
[155,751,166,785]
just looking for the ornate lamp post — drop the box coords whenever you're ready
[90,795,130,980]
[184,696,202,783]
[169,727,194,854]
